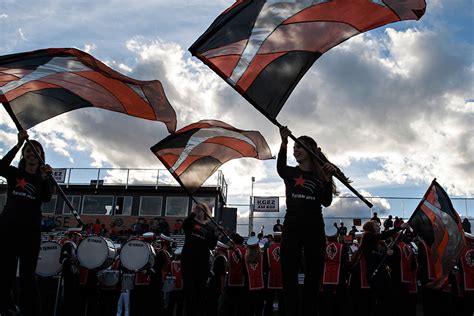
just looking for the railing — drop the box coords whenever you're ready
[48,167,227,195]
[228,195,474,236]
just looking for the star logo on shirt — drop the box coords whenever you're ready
[293,175,306,187]
[15,178,28,190]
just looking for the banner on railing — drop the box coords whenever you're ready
[253,197,279,212]
[52,168,67,183]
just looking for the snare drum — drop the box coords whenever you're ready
[36,241,62,277]
[122,273,135,290]
[120,239,156,271]
[77,236,117,270]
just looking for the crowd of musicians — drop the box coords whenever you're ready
[24,217,473,316]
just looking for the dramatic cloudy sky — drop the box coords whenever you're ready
[0,0,472,233]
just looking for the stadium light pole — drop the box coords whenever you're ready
[249,176,255,236]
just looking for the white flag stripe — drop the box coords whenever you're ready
[0,56,91,95]
[169,127,256,173]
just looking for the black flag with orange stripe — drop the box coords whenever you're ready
[409,179,466,289]
[150,120,272,193]
[190,0,426,119]
[0,48,177,133]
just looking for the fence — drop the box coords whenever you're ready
[228,195,474,236]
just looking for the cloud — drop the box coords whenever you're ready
[0,1,471,232]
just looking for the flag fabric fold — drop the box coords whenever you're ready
[189,0,426,118]
[409,179,466,289]
[150,120,273,193]
[0,48,177,133]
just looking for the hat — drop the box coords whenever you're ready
[174,246,183,255]
[160,233,174,242]
[231,233,244,245]
[217,241,230,250]
[246,236,259,247]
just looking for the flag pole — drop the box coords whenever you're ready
[1,99,85,227]
[266,115,373,208]
[369,227,409,281]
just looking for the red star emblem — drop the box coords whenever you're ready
[294,175,306,187]
[15,178,28,190]
[194,224,201,230]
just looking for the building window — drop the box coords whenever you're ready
[0,194,6,214]
[192,196,217,216]
[42,195,57,214]
[139,196,163,216]
[82,196,114,215]
[114,196,133,216]
[165,196,189,217]
[63,196,81,214]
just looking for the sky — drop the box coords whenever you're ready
[0,0,473,234]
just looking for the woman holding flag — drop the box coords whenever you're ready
[0,130,53,316]
[181,202,218,316]
[277,126,336,316]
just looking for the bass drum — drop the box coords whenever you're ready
[36,241,62,277]
[77,236,117,270]
[120,239,156,271]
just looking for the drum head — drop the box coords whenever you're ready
[121,239,152,271]
[36,241,62,277]
[325,225,338,237]
[77,236,114,269]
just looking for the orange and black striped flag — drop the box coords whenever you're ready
[0,48,176,133]
[409,179,466,289]
[150,120,272,193]
[190,0,426,119]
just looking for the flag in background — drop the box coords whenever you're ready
[150,120,273,193]
[0,48,177,133]
[190,0,426,119]
[409,179,466,289]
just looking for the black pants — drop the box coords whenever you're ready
[0,229,41,316]
[280,221,325,316]
[181,255,209,316]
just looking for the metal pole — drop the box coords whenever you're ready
[249,177,255,236]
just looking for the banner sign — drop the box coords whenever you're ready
[52,168,67,183]
[253,197,279,212]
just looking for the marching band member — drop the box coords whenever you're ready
[181,202,218,316]
[459,232,474,316]
[98,253,121,316]
[59,228,82,316]
[277,127,336,316]
[152,233,174,313]
[320,233,348,316]
[351,220,408,316]
[390,231,418,316]
[168,246,184,316]
[264,232,284,316]
[245,236,265,316]
[0,130,53,316]
[221,233,247,316]
[207,241,229,316]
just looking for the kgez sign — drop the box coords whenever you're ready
[253,197,279,212]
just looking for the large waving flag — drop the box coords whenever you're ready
[409,179,466,289]
[150,120,272,193]
[190,0,426,118]
[0,48,177,133]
